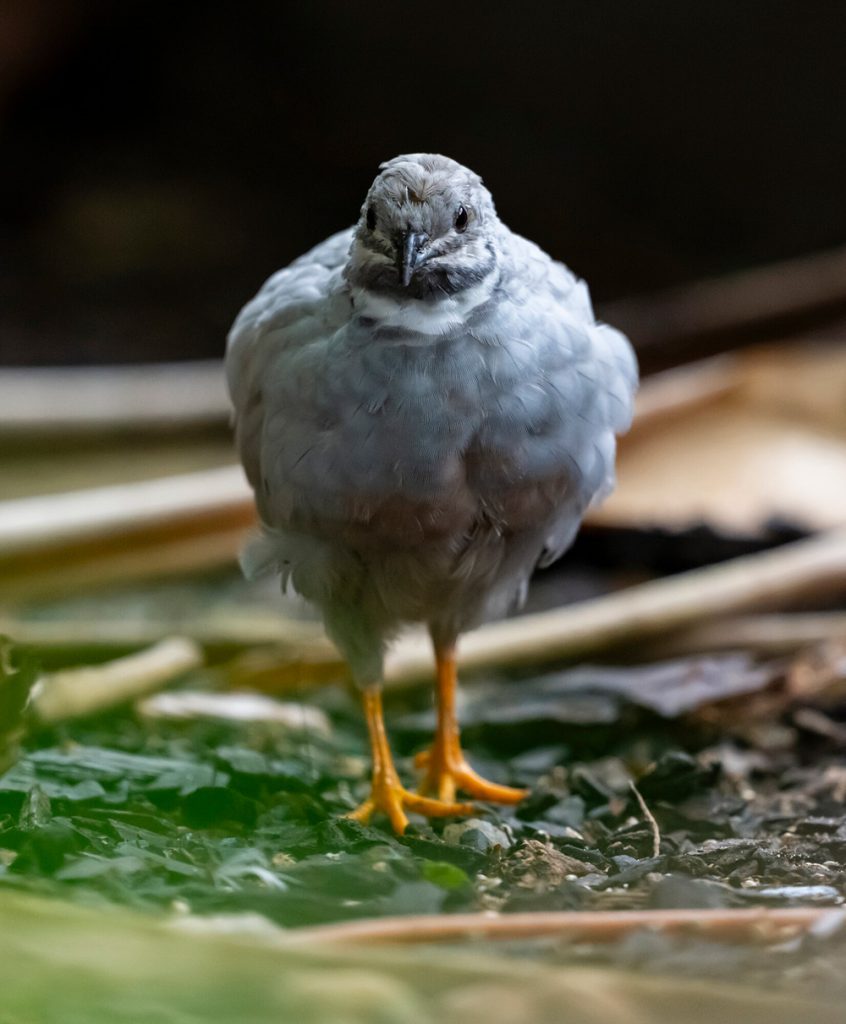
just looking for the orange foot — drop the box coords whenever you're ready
[415,743,528,805]
[347,764,474,834]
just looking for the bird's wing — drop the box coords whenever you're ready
[468,231,638,566]
[224,228,353,497]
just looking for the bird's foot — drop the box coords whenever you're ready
[415,744,528,805]
[346,765,474,835]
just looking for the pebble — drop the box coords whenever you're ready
[443,819,513,852]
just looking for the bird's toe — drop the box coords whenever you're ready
[416,744,528,806]
[346,770,473,834]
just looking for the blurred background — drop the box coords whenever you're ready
[2,1,846,367]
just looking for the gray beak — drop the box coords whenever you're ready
[398,230,429,287]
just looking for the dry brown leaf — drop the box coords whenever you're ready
[591,339,846,536]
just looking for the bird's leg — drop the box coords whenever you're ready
[346,687,473,834]
[415,644,528,804]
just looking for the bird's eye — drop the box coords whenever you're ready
[454,205,468,232]
[366,206,377,230]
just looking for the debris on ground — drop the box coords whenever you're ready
[2,634,846,933]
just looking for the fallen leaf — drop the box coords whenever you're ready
[592,339,846,536]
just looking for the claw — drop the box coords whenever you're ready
[347,688,474,834]
[416,746,527,804]
[347,768,474,834]
[416,643,528,806]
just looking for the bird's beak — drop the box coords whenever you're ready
[398,230,429,287]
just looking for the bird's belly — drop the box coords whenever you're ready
[292,424,479,549]
[289,416,575,551]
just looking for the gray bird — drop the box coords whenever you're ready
[226,154,638,833]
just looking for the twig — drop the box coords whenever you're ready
[1,892,842,1024]
[629,781,661,858]
[792,707,846,744]
[31,637,203,725]
[291,906,845,947]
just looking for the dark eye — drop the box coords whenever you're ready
[366,206,377,230]
[454,205,468,232]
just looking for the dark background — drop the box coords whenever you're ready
[2,1,844,365]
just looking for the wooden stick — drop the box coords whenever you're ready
[651,612,846,658]
[384,527,846,683]
[0,465,252,558]
[31,637,203,724]
[0,361,229,434]
[0,608,330,656]
[292,906,845,947]
[0,523,250,603]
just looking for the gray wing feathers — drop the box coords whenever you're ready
[473,234,637,568]
[225,228,353,496]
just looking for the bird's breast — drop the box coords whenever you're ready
[263,314,585,550]
[270,331,487,546]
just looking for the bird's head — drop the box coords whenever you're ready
[346,154,499,301]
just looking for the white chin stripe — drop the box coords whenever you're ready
[352,274,497,335]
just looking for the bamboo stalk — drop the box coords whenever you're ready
[0,465,252,557]
[292,906,846,947]
[0,609,330,656]
[0,361,229,434]
[31,637,203,724]
[652,612,846,658]
[0,523,249,603]
[384,527,846,683]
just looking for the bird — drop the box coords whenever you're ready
[225,153,638,834]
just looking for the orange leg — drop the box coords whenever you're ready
[347,688,474,834]
[415,645,528,804]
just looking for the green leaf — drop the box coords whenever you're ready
[421,860,470,891]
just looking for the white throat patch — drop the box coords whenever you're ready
[351,273,497,336]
